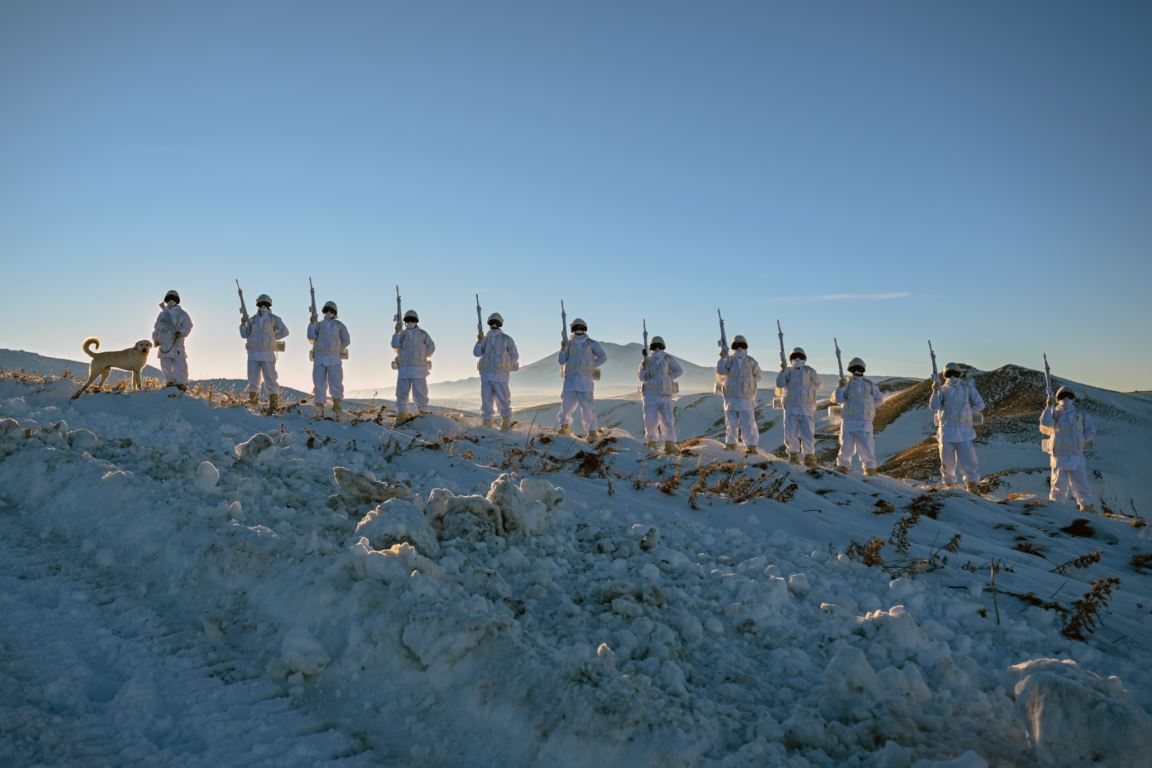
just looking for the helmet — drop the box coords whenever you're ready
[163,289,180,304]
[570,318,588,332]
[487,312,503,327]
[943,361,962,375]
[1055,386,1076,400]
[256,294,272,307]
[649,336,665,349]
[403,310,419,322]
[790,346,807,360]
[847,357,865,372]
[322,301,338,315]
[731,335,748,349]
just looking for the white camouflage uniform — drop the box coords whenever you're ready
[240,308,289,395]
[929,376,986,486]
[474,328,519,419]
[832,374,885,471]
[1040,399,1096,507]
[152,303,193,386]
[307,316,350,406]
[638,349,683,443]
[391,324,435,415]
[557,333,608,433]
[717,350,762,448]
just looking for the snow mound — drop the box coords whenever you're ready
[1009,658,1152,766]
[195,459,220,491]
[355,497,441,557]
[332,465,410,504]
[234,432,276,464]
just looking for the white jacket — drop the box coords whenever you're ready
[775,363,820,415]
[153,305,193,357]
[307,318,350,364]
[474,329,520,382]
[929,378,986,442]
[638,350,683,398]
[1040,401,1095,468]
[833,375,884,431]
[240,309,289,362]
[391,326,435,378]
[558,334,607,393]
[717,351,761,401]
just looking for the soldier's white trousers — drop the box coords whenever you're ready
[643,396,677,442]
[558,390,598,432]
[160,353,188,386]
[783,412,815,454]
[838,428,877,470]
[939,440,979,484]
[1051,465,1094,506]
[723,408,758,447]
[480,379,512,419]
[247,360,279,395]
[396,377,429,414]
[313,362,344,405]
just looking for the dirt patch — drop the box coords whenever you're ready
[1060,518,1096,538]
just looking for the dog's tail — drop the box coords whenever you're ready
[83,337,100,357]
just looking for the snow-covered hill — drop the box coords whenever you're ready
[0,347,164,382]
[2,370,1151,766]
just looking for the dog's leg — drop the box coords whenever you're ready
[133,369,142,390]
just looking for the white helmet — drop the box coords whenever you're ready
[322,301,338,315]
[790,346,807,360]
[649,335,665,349]
[731,335,748,348]
[944,361,962,375]
[256,294,272,307]
[487,312,503,327]
[403,309,419,322]
[847,357,865,372]
[570,318,588,331]
[163,289,180,304]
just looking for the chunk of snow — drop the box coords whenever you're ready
[195,460,220,491]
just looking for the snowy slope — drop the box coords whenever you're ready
[2,374,1151,767]
[0,347,164,381]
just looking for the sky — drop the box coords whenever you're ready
[1,0,1150,394]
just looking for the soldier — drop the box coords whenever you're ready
[152,289,193,390]
[717,335,762,454]
[391,309,435,423]
[307,300,350,416]
[239,293,289,412]
[1040,386,1097,512]
[929,362,986,491]
[474,312,519,431]
[557,317,608,440]
[775,346,820,466]
[638,335,683,454]
[831,357,884,474]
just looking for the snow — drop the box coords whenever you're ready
[1,374,1151,767]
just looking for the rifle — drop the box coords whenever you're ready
[829,337,845,423]
[929,340,939,384]
[776,319,786,370]
[717,309,728,358]
[236,279,249,322]
[834,337,844,381]
[1043,353,1053,402]
[394,285,402,332]
[642,319,649,359]
[475,294,483,339]
[308,277,317,323]
[560,300,568,345]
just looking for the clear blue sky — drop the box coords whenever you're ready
[2,0,1149,393]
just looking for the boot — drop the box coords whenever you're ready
[500,416,513,432]
[804,454,818,468]
[863,468,876,477]
[725,443,739,451]
[248,392,259,406]
[964,482,980,494]
[585,428,599,442]
[787,452,800,464]
[394,411,413,426]
[836,465,849,473]
[332,399,342,414]
[1078,503,1097,513]
[558,423,571,436]
[267,393,279,413]
[483,419,495,428]
[664,441,678,455]
[645,441,659,450]
[746,445,759,456]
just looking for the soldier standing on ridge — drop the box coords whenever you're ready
[557,317,608,440]
[307,300,350,416]
[638,335,683,454]
[391,309,435,424]
[716,334,762,455]
[831,357,884,474]
[775,346,820,466]
[153,289,193,390]
[474,311,519,431]
[1040,386,1097,512]
[929,361,986,492]
[240,293,289,412]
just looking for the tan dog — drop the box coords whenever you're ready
[73,337,154,398]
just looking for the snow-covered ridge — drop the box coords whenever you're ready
[2,375,1151,766]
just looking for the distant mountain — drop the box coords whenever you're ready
[0,348,164,381]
